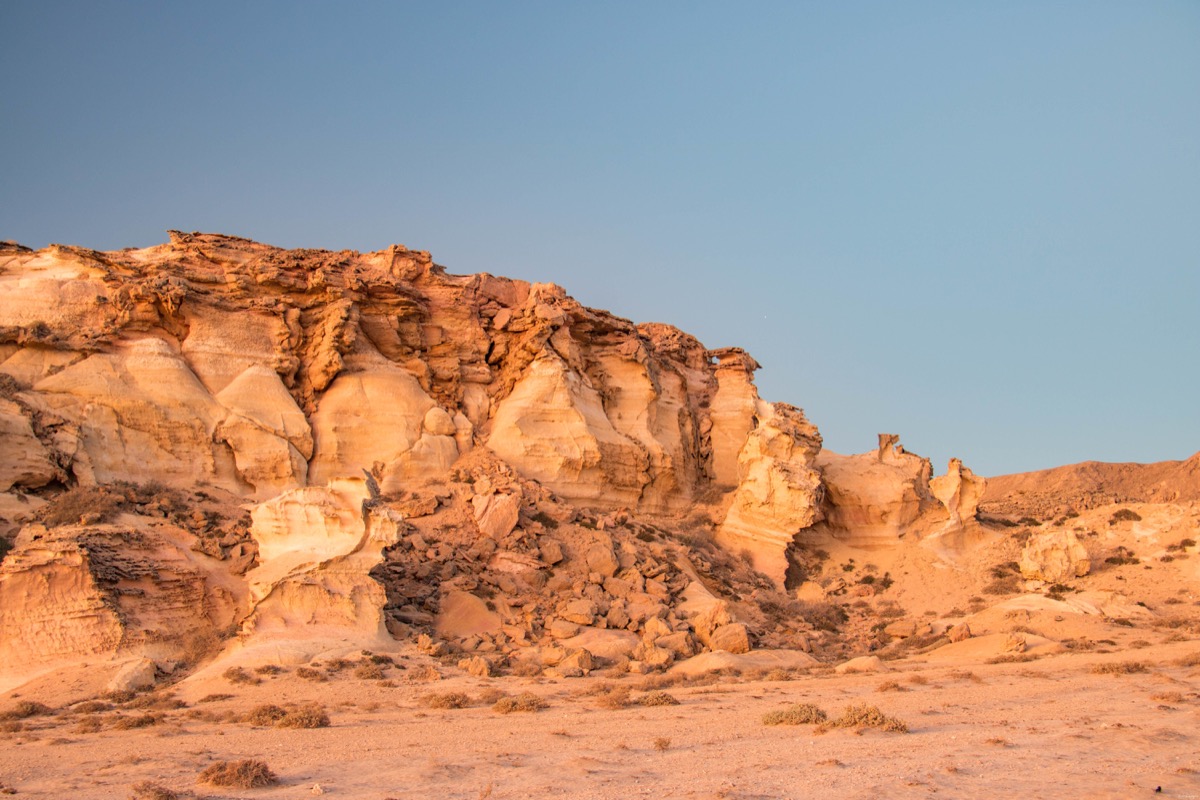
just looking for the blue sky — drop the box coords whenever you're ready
[2,1,1197,476]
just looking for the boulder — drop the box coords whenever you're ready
[1019,530,1090,582]
[708,623,751,654]
[106,657,158,694]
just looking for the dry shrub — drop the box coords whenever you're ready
[198,759,277,788]
[197,694,233,704]
[875,680,906,692]
[130,781,179,800]
[635,691,680,707]
[112,713,159,729]
[244,704,288,726]
[295,666,327,682]
[986,653,1043,664]
[278,705,330,729]
[422,692,472,710]
[254,664,284,676]
[1,701,51,720]
[71,700,113,714]
[1151,691,1184,703]
[73,716,103,734]
[764,668,796,682]
[493,693,547,714]
[475,688,508,706]
[354,662,385,680]
[983,574,1022,595]
[948,670,984,684]
[906,674,930,686]
[762,703,827,726]
[827,703,908,733]
[324,658,352,672]
[222,667,260,685]
[594,685,632,710]
[795,601,849,632]
[1174,652,1200,667]
[508,660,543,678]
[1091,661,1149,675]
[653,737,671,751]
[37,485,122,527]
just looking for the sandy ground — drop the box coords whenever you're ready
[3,639,1199,800]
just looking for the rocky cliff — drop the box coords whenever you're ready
[0,233,989,691]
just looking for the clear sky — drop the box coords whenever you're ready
[2,1,1197,477]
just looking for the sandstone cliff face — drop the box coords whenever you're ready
[0,234,761,509]
[0,234,837,683]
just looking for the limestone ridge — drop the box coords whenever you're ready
[0,233,985,687]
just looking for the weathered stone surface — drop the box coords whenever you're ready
[930,458,987,525]
[708,623,751,654]
[1019,530,1091,582]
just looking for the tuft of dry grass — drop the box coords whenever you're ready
[222,667,260,685]
[254,664,285,676]
[826,703,908,733]
[243,704,287,726]
[1091,661,1149,675]
[1174,652,1200,667]
[875,680,906,692]
[421,692,472,710]
[493,693,547,714]
[244,703,329,728]
[197,694,233,704]
[277,704,330,729]
[198,759,277,788]
[112,713,159,730]
[762,703,827,726]
[1,701,51,720]
[635,691,681,707]
[295,666,327,681]
[354,662,386,680]
[130,781,179,800]
[653,737,671,751]
[1151,691,1184,703]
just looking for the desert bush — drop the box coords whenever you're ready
[254,664,284,676]
[354,662,385,680]
[1151,691,1184,703]
[594,685,632,709]
[475,688,508,706]
[198,759,277,788]
[795,601,848,632]
[73,716,103,733]
[1173,652,1200,667]
[1109,508,1142,525]
[222,667,260,685]
[827,703,908,733]
[244,704,288,726]
[70,700,113,714]
[635,691,680,707]
[1,701,51,720]
[653,737,671,751]
[875,680,905,692]
[37,485,122,527]
[983,574,1022,595]
[421,692,472,710]
[1105,546,1140,566]
[762,703,827,726]
[1167,538,1197,552]
[1091,661,1149,675]
[493,693,547,714]
[113,713,160,730]
[130,781,179,800]
[295,666,327,681]
[276,704,329,728]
